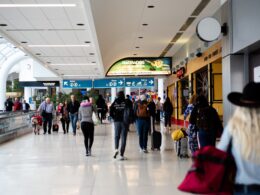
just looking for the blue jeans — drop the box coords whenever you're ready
[114,122,128,156]
[70,113,78,134]
[136,119,150,150]
[198,129,216,148]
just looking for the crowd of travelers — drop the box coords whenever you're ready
[4,96,30,112]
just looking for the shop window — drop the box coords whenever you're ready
[196,67,208,98]
[181,78,189,114]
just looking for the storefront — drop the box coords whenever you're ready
[166,41,223,125]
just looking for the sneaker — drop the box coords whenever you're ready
[119,156,127,161]
[86,152,89,156]
[113,150,119,159]
[143,149,148,153]
[88,149,91,156]
[139,148,143,152]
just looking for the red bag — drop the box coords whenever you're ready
[178,146,236,194]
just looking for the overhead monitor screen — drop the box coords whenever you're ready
[106,57,172,76]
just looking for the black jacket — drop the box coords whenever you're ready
[110,97,126,122]
[148,101,156,117]
[67,101,80,114]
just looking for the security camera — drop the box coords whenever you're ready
[196,48,202,57]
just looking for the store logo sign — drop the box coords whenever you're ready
[43,82,56,87]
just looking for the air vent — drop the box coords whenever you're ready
[171,32,183,43]
[191,0,211,16]
[179,17,196,31]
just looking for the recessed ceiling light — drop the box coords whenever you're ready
[28,44,90,48]
[142,23,148,26]
[0,4,76,8]
[147,5,155,8]
[85,41,91,43]
[47,62,51,64]
[21,41,27,44]
[136,46,140,49]
[0,24,8,27]
[138,36,143,39]
[55,69,59,70]
[35,53,41,55]
[92,61,96,63]
[133,54,137,56]
[77,23,85,26]
[89,53,95,55]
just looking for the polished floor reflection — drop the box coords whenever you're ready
[0,123,191,195]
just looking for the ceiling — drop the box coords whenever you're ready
[0,0,223,79]
[0,0,104,79]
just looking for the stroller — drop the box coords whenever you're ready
[31,113,43,135]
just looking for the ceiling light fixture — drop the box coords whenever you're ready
[77,23,85,26]
[0,4,76,8]
[138,36,143,39]
[147,5,155,8]
[142,23,148,26]
[21,41,27,44]
[0,24,7,26]
[51,63,96,66]
[136,46,140,48]
[35,53,41,55]
[89,53,95,55]
[28,44,90,48]
[133,54,137,56]
[85,41,91,43]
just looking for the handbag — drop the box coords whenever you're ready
[178,139,236,194]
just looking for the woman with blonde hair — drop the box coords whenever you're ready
[218,82,260,194]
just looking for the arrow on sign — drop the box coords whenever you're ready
[64,81,68,86]
[149,80,154,84]
[118,80,124,85]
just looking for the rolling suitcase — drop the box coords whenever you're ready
[177,137,189,158]
[152,130,162,150]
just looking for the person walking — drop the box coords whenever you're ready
[78,96,95,156]
[13,97,22,112]
[110,91,132,160]
[155,97,162,123]
[96,94,106,124]
[67,95,80,136]
[38,97,54,134]
[148,97,156,135]
[189,95,222,148]
[163,97,173,132]
[184,94,198,154]
[218,82,260,194]
[5,97,13,112]
[135,94,150,153]
[22,100,30,113]
[125,94,134,131]
[60,101,70,134]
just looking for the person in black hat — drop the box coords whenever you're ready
[218,82,260,194]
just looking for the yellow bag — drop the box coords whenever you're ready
[171,129,185,141]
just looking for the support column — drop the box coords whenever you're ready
[158,78,164,101]
[125,87,131,96]
[24,87,32,103]
[111,88,117,103]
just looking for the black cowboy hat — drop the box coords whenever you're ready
[228,82,260,107]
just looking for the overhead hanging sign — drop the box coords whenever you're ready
[125,78,154,88]
[63,80,92,89]
[106,57,172,76]
[19,81,60,87]
[93,78,125,88]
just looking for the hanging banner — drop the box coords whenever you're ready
[106,57,172,76]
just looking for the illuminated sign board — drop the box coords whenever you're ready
[19,81,60,87]
[106,57,172,76]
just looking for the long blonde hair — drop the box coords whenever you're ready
[228,107,260,163]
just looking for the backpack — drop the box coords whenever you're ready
[136,103,149,118]
[196,107,210,131]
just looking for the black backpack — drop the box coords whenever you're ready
[196,107,210,131]
[123,107,135,124]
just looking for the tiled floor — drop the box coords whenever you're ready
[0,122,191,195]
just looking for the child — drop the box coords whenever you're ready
[31,112,43,135]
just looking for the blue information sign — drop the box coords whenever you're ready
[93,78,125,88]
[63,80,92,88]
[125,78,154,88]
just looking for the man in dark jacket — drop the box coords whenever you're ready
[148,97,156,135]
[110,91,132,160]
[67,95,80,135]
[96,94,106,124]
[5,97,13,112]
